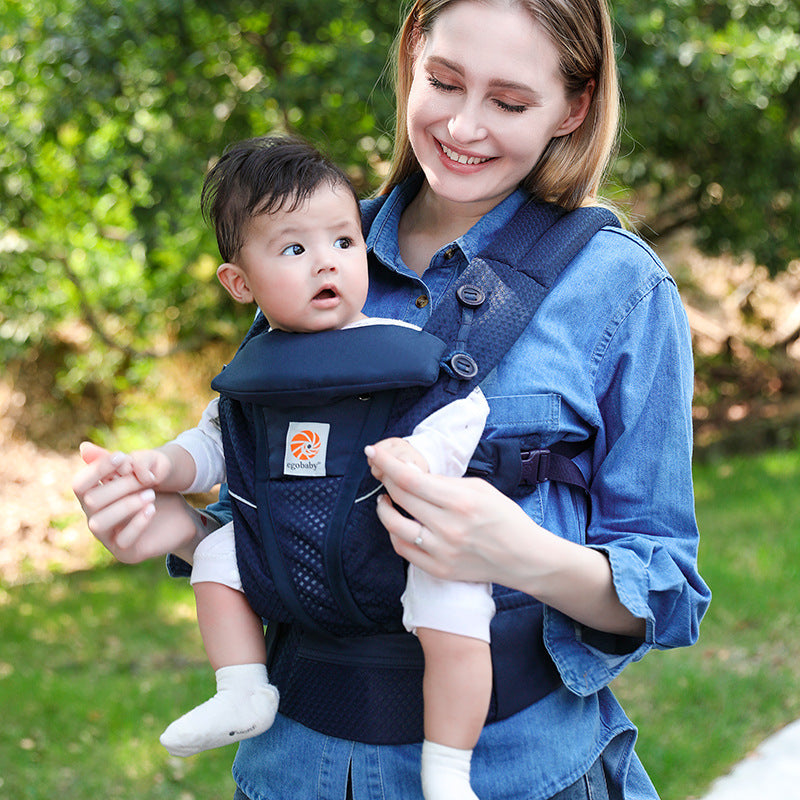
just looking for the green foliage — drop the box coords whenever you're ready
[0,0,398,395]
[615,0,800,273]
[0,559,234,798]
[1,0,798,407]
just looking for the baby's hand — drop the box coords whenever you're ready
[365,437,429,478]
[116,449,175,490]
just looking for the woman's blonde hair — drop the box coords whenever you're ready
[380,0,619,210]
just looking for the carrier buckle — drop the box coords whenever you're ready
[520,449,551,485]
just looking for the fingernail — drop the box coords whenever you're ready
[364,445,375,457]
[140,489,155,503]
[111,452,125,466]
[142,503,156,519]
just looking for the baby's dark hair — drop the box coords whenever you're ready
[201,135,360,263]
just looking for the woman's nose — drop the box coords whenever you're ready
[447,99,487,143]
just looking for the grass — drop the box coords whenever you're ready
[0,557,233,799]
[1,447,798,799]
[613,447,800,799]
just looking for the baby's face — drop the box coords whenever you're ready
[235,183,368,333]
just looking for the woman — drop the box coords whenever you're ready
[73,1,710,798]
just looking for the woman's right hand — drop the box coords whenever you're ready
[72,442,209,564]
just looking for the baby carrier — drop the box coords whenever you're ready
[211,196,618,743]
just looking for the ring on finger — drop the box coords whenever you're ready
[413,525,426,549]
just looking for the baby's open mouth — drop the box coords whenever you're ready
[314,288,337,300]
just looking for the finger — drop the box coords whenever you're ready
[72,450,127,497]
[87,489,155,544]
[378,471,461,533]
[79,441,112,465]
[376,493,427,547]
[80,473,149,514]
[114,457,134,478]
[115,503,157,550]
[370,438,407,455]
[131,461,156,486]
[388,526,442,576]
[367,445,447,506]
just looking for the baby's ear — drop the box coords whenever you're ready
[217,263,254,303]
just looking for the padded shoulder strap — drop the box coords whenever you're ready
[385,201,618,434]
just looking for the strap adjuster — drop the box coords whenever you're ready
[449,352,479,379]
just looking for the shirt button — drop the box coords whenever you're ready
[415,295,429,308]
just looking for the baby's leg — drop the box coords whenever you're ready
[418,628,491,749]
[195,579,267,670]
[159,526,279,757]
[402,567,495,800]
[418,628,491,800]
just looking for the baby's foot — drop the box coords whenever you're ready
[160,664,279,757]
[421,740,480,800]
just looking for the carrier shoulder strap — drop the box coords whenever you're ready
[384,199,619,436]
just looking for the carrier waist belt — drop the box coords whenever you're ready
[267,597,563,744]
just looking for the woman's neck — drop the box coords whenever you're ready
[398,183,499,277]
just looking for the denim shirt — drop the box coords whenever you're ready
[198,176,710,800]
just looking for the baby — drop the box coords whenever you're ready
[114,135,493,800]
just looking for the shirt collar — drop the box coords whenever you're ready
[367,174,528,273]
[456,188,527,264]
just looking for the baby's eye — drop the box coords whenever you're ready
[281,243,305,256]
[334,237,353,250]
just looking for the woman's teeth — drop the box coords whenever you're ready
[440,143,491,165]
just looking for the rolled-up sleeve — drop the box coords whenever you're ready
[545,272,711,695]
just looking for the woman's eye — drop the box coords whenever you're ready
[494,99,528,114]
[429,72,526,113]
[427,74,458,93]
[334,237,352,250]
[281,243,304,256]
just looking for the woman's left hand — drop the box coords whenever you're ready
[365,441,647,638]
[365,442,538,587]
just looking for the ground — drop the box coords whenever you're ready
[3,236,799,585]
[0,409,90,584]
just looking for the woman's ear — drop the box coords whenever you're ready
[554,80,595,137]
[217,263,254,304]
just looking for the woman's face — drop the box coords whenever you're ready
[406,0,586,213]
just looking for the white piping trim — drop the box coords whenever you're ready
[229,490,258,510]
[355,484,383,504]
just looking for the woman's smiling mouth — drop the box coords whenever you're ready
[439,141,493,165]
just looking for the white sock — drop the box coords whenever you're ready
[160,663,279,757]
[420,740,480,800]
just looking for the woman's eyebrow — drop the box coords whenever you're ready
[426,55,544,101]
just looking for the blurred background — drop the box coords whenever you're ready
[1,1,799,798]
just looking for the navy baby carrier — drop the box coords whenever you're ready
[211,196,618,744]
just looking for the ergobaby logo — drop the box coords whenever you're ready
[291,430,322,460]
[284,422,329,477]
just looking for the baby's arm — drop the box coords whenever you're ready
[368,387,489,480]
[367,437,430,474]
[117,397,226,494]
[398,387,490,478]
